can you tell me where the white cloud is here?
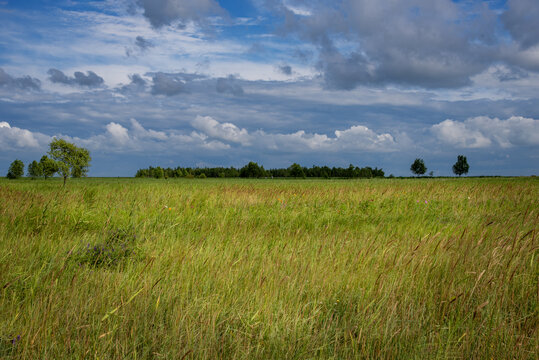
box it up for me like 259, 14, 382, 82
0, 121, 49, 149
191, 115, 251, 145
0, 116, 402, 156
130, 118, 167, 140
335, 125, 397, 151
283, 0, 312, 16
431, 116, 539, 148
431, 119, 492, 148
106, 122, 130, 145
193, 115, 400, 152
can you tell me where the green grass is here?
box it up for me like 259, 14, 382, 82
0, 177, 537, 359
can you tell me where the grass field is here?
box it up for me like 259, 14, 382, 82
0, 177, 537, 359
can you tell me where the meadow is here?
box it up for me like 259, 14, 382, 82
0, 177, 537, 359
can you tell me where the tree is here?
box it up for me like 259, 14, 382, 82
40, 155, 58, 179
240, 162, 265, 178
288, 163, 305, 178
358, 167, 373, 178
7, 159, 24, 179
154, 166, 164, 179
28, 160, 43, 179
410, 158, 427, 177
452, 155, 469, 176
48, 138, 91, 186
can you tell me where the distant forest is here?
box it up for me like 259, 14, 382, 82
135, 162, 385, 179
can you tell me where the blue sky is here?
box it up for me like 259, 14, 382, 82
0, 0, 538, 176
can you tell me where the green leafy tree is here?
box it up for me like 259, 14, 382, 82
27, 160, 43, 179
359, 167, 373, 178
154, 167, 164, 179
48, 138, 91, 186
7, 159, 24, 179
240, 162, 265, 178
410, 158, 427, 177
40, 155, 59, 179
288, 163, 305, 178
452, 155, 469, 176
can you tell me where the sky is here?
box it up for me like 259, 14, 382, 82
0, 0, 538, 176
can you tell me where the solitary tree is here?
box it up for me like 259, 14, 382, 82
48, 138, 91, 186
410, 158, 427, 177
40, 155, 58, 179
7, 159, 24, 179
452, 155, 469, 176
27, 160, 43, 179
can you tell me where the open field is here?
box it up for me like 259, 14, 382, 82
0, 177, 537, 359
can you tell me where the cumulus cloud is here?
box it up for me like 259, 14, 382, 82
334, 125, 397, 151
277, 64, 293, 75
216, 75, 244, 96
192, 115, 400, 152
150, 72, 204, 96
431, 116, 539, 148
494, 65, 529, 82
120, 74, 148, 93
130, 118, 167, 140
0, 121, 49, 149
0, 68, 41, 90
135, 0, 225, 28
106, 122, 130, 145
47, 69, 105, 87
126, 36, 155, 57
192, 115, 251, 145
135, 36, 154, 50
277, 0, 498, 89
501, 0, 539, 50
129, 74, 147, 87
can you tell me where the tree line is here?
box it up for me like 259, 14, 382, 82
135, 162, 385, 179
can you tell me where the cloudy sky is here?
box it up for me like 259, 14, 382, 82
1, 0, 538, 176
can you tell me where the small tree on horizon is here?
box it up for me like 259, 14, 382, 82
7, 159, 24, 179
410, 158, 427, 177
28, 160, 43, 179
48, 138, 91, 186
452, 155, 470, 176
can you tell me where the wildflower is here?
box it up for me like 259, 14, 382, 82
168, 207, 172, 211
425, 200, 428, 204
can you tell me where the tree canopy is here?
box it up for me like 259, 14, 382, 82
240, 162, 266, 178
452, 155, 470, 176
48, 138, 91, 185
410, 158, 427, 176
7, 159, 24, 179
40, 155, 59, 179
27, 160, 43, 178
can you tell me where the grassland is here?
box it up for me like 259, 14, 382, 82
0, 177, 537, 359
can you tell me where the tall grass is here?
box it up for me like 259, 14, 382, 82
0, 177, 537, 359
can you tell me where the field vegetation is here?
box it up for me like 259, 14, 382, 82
0, 177, 537, 359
